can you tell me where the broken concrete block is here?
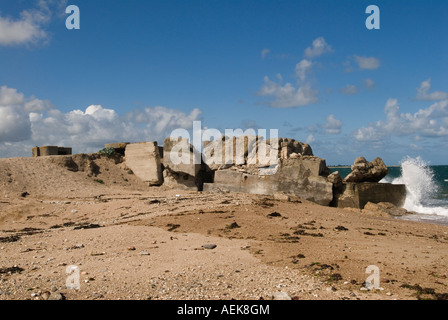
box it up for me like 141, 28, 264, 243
335, 182, 406, 209
163, 137, 201, 177
125, 142, 163, 186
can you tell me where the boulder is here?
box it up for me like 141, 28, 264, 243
344, 157, 389, 183
362, 202, 410, 217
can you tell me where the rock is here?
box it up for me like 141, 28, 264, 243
273, 192, 290, 202
40, 291, 51, 300
272, 291, 292, 300
139, 251, 150, 256
327, 171, 343, 189
48, 292, 65, 300
267, 212, 282, 218
344, 157, 389, 183
363, 202, 410, 217
202, 244, 217, 250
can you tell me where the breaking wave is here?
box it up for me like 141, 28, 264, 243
390, 157, 448, 216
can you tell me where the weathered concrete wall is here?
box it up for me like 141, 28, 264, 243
203, 157, 334, 206
125, 142, 163, 186
335, 182, 406, 209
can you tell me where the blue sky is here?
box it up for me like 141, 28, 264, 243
0, 0, 447, 165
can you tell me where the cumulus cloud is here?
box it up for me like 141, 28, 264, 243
353, 98, 448, 143
295, 59, 313, 82
0, 0, 67, 46
257, 38, 333, 108
322, 115, 343, 134
258, 76, 318, 108
0, 86, 202, 157
415, 78, 448, 101
353, 55, 381, 70
304, 37, 333, 58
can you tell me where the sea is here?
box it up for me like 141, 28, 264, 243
330, 157, 448, 225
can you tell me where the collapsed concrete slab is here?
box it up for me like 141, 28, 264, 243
125, 142, 163, 186
334, 182, 406, 209
204, 157, 334, 206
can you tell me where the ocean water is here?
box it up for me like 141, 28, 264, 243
330, 157, 448, 225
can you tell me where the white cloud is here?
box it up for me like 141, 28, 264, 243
0, 86, 25, 105
295, 59, 313, 81
0, 86, 202, 157
304, 37, 333, 58
353, 98, 448, 142
258, 76, 318, 108
0, 0, 67, 46
261, 48, 270, 59
339, 84, 358, 95
415, 78, 448, 101
322, 115, 343, 134
353, 55, 381, 70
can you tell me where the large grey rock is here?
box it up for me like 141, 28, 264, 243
344, 157, 389, 183
125, 142, 163, 186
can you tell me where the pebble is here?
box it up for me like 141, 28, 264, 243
272, 291, 292, 300
202, 244, 217, 250
48, 292, 65, 300
139, 251, 150, 256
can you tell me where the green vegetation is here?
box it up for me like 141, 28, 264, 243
98, 147, 116, 158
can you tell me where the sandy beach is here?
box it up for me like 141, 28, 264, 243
1, 155, 448, 300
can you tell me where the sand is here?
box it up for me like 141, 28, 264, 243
1, 155, 448, 300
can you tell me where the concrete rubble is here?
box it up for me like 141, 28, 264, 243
113, 137, 406, 210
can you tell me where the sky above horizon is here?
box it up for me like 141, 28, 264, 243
1, 0, 447, 165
